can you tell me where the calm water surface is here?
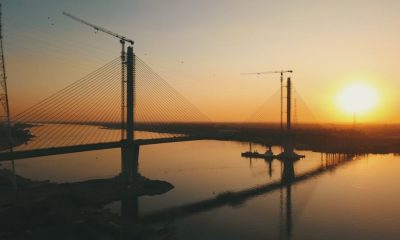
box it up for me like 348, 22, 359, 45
3, 133, 400, 240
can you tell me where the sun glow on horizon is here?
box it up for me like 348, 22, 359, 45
336, 82, 379, 115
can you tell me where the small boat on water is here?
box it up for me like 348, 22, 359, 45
241, 143, 275, 159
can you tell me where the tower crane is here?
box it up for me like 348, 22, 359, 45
62, 12, 134, 46
241, 70, 293, 132
62, 11, 135, 139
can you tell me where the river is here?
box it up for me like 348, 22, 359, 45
2, 130, 400, 240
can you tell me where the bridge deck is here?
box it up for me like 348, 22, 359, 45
0, 136, 208, 161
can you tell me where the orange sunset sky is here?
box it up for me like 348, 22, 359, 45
2, 0, 400, 124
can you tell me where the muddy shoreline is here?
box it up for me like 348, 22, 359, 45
0, 169, 174, 239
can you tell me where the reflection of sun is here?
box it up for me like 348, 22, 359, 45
336, 83, 378, 114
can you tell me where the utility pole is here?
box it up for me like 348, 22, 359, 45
0, 4, 17, 190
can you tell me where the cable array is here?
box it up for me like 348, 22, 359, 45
244, 89, 281, 124
0, 13, 215, 152
243, 84, 320, 129
6, 53, 213, 152
292, 85, 321, 128
12, 57, 122, 151
134, 55, 211, 138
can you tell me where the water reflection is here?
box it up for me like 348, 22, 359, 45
281, 160, 294, 239
4, 138, 383, 239
117, 149, 360, 240
247, 156, 274, 178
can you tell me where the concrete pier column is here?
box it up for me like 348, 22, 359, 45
121, 144, 139, 183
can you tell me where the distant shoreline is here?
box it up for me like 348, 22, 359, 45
3, 122, 400, 154
102, 122, 400, 154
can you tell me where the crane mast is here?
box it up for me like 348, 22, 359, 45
241, 70, 293, 132
63, 12, 134, 140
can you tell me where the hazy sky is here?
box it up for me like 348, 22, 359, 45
2, 0, 400, 123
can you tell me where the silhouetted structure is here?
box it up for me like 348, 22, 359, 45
0, 4, 16, 190
241, 70, 293, 132
278, 77, 304, 160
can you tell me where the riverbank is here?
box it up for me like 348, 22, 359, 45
0, 169, 174, 239
0, 124, 33, 151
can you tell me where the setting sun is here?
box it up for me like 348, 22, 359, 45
336, 83, 378, 115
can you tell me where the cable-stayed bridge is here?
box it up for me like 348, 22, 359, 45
0, 46, 216, 159
0, 11, 318, 183
0, 47, 315, 177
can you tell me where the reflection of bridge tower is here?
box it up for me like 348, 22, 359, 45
280, 159, 295, 239
266, 159, 273, 178
277, 153, 358, 239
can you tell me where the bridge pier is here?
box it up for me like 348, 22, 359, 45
121, 144, 139, 183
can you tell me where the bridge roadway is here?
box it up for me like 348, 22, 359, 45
0, 136, 211, 162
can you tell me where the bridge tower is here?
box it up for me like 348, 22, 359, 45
277, 77, 303, 160
126, 46, 135, 143
286, 77, 291, 132
121, 46, 139, 183
62, 12, 138, 182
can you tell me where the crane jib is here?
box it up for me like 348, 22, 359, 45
62, 11, 134, 45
